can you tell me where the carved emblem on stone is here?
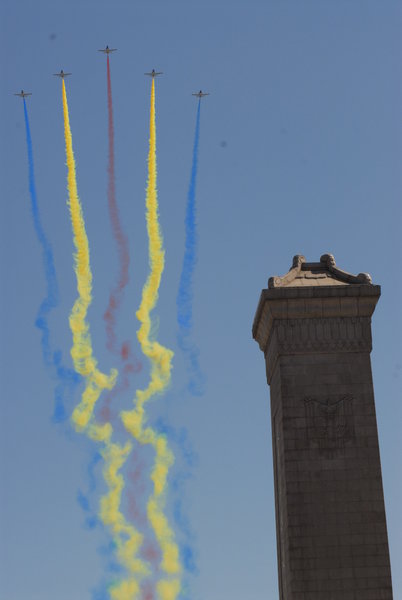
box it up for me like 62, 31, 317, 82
303, 395, 355, 456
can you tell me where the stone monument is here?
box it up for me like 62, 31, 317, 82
252, 254, 393, 599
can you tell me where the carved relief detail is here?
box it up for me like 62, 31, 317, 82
303, 395, 355, 457
275, 317, 371, 351
265, 317, 372, 382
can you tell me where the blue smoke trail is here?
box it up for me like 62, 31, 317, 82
92, 540, 124, 600
156, 418, 198, 590
77, 450, 103, 529
80, 454, 124, 600
176, 99, 206, 397
23, 99, 81, 421
24, 101, 112, 600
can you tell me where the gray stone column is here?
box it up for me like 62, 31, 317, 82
253, 254, 393, 600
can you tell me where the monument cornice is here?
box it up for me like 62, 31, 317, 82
253, 255, 380, 355
264, 316, 373, 383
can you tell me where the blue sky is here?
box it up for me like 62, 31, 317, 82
1, 1, 401, 599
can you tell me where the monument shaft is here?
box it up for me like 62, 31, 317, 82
253, 255, 393, 600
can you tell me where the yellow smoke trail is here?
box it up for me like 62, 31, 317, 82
61, 80, 149, 599
61, 79, 116, 436
121, 79, 181, 600
100, 442, 150, 600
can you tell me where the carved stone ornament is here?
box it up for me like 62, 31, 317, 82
304, 394, 355, 457
268, 253, 372, 289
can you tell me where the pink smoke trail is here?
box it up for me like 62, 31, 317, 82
103, 54, 141, 371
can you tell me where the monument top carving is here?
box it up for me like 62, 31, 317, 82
268, 253, 372, 289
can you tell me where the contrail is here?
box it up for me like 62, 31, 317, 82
176, 99, 205, 397
22, 97, 81, 421
121, 78, 181, 600
61, 80, 150, 599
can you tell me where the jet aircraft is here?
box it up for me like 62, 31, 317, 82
144, 69, 163, 78
53, 70, 72, 78
98, 45, 117, 54
14, 90, 32, 98
192, 90, 210, 98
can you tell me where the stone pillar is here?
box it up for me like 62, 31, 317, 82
253, 254, 393, 600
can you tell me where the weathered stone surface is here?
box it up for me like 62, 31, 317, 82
253, 254, 393, 600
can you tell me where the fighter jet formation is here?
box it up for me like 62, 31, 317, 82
16, 45, 210, 597
14, 48, 211, 99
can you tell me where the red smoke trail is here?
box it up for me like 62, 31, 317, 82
103, 54, 141, 371
142, 582, 155, 600
98, 362, 136, 423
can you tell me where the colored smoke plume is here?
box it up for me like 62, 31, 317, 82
103, 54, 141, 375
176, 99, 206, 397
155, 419, 198, 579
120, 78, 182, 600
22, 98, 81, 421
61, 79, 150, 599
61, 79, 117, 436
